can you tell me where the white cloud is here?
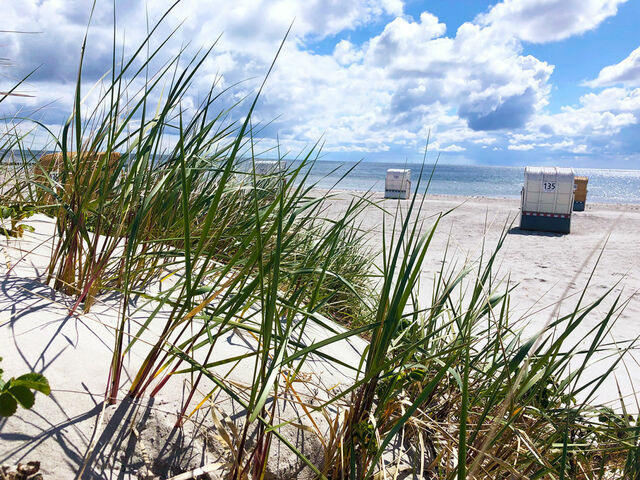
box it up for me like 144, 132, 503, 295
473, 136, 499, 145
508, 143, 535, 150
477, 0, 627, 43
366, 12, 446, 67
333, 40, 364, 66
579, 87, 640, 112
505, 86, 639, 156
362, 15, 553, 132
440, 144, 466, 152
571, 144, 588, 153
587, 45, 640, 87
208, 7, 557, 154
508, 88, 640, 154
533, 88, 638, 137
508, 138, 589, 154
510, 132, 551, 142
1, 0, 637, 165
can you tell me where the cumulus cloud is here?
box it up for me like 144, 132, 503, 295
579, 87, 640, 112
363, 16, 553, 133
366, 12, 446, 67
2, 0, 403, 80
477, 0, 627, 43
534, 88, 638, 137
460, 87, 538, 131
507, 87, 639, 155
0, 0, 636, 165
509, 138, 586, 153
508, 143, 535, 151
587, 45, 640, 87
440, 144, 465, 152
333, 40, 364, 65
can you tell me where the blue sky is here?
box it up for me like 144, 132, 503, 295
2, 0, 640, 168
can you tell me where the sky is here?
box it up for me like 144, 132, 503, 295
1, 0, 640, 168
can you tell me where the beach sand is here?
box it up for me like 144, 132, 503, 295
0, 214, 366, 478
1, 193, 639, 477
321, 191, 640, 408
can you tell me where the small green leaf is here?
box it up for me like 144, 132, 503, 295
0, 392, 17, 417
9, 386, 35, 409
508, 337, 536, 371
14, 373, 51, 395
17, 224, 36, 234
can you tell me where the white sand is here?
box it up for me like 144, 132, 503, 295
1, 194, 639, 477
322, 191, 640, 408
0, 215, 366, 478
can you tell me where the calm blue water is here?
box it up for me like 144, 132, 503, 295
289, 161, 640, 204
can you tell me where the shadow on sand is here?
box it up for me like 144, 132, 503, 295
507, 226, 568, 238
78, 397, 214, 480
0, 275, 214, 479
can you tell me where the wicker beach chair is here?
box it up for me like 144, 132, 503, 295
34, 151, 121, 204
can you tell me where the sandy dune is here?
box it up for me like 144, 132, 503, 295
321, 191, 640, 409
0, 215, 366, 479
1, 193, 639, 477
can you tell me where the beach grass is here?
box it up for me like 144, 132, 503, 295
1, 4, 639, 479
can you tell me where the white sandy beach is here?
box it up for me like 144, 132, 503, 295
323, 191, 640, 406
1, 193, 639, 478
0, 212, 368, 478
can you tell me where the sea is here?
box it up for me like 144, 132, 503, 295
13, 151, 640, 204
289, 160, 640, 204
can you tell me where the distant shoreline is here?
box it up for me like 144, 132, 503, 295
319, 186, 640, 409
3, 156, 639, 205
315, 187, 640, 209
300, 161, 640, 205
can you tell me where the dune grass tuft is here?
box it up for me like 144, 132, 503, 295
0, 4, 638, 479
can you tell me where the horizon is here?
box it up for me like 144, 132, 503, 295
7, 148, 640, 172
1, 0, 639, 169
280, 156, 640, 172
